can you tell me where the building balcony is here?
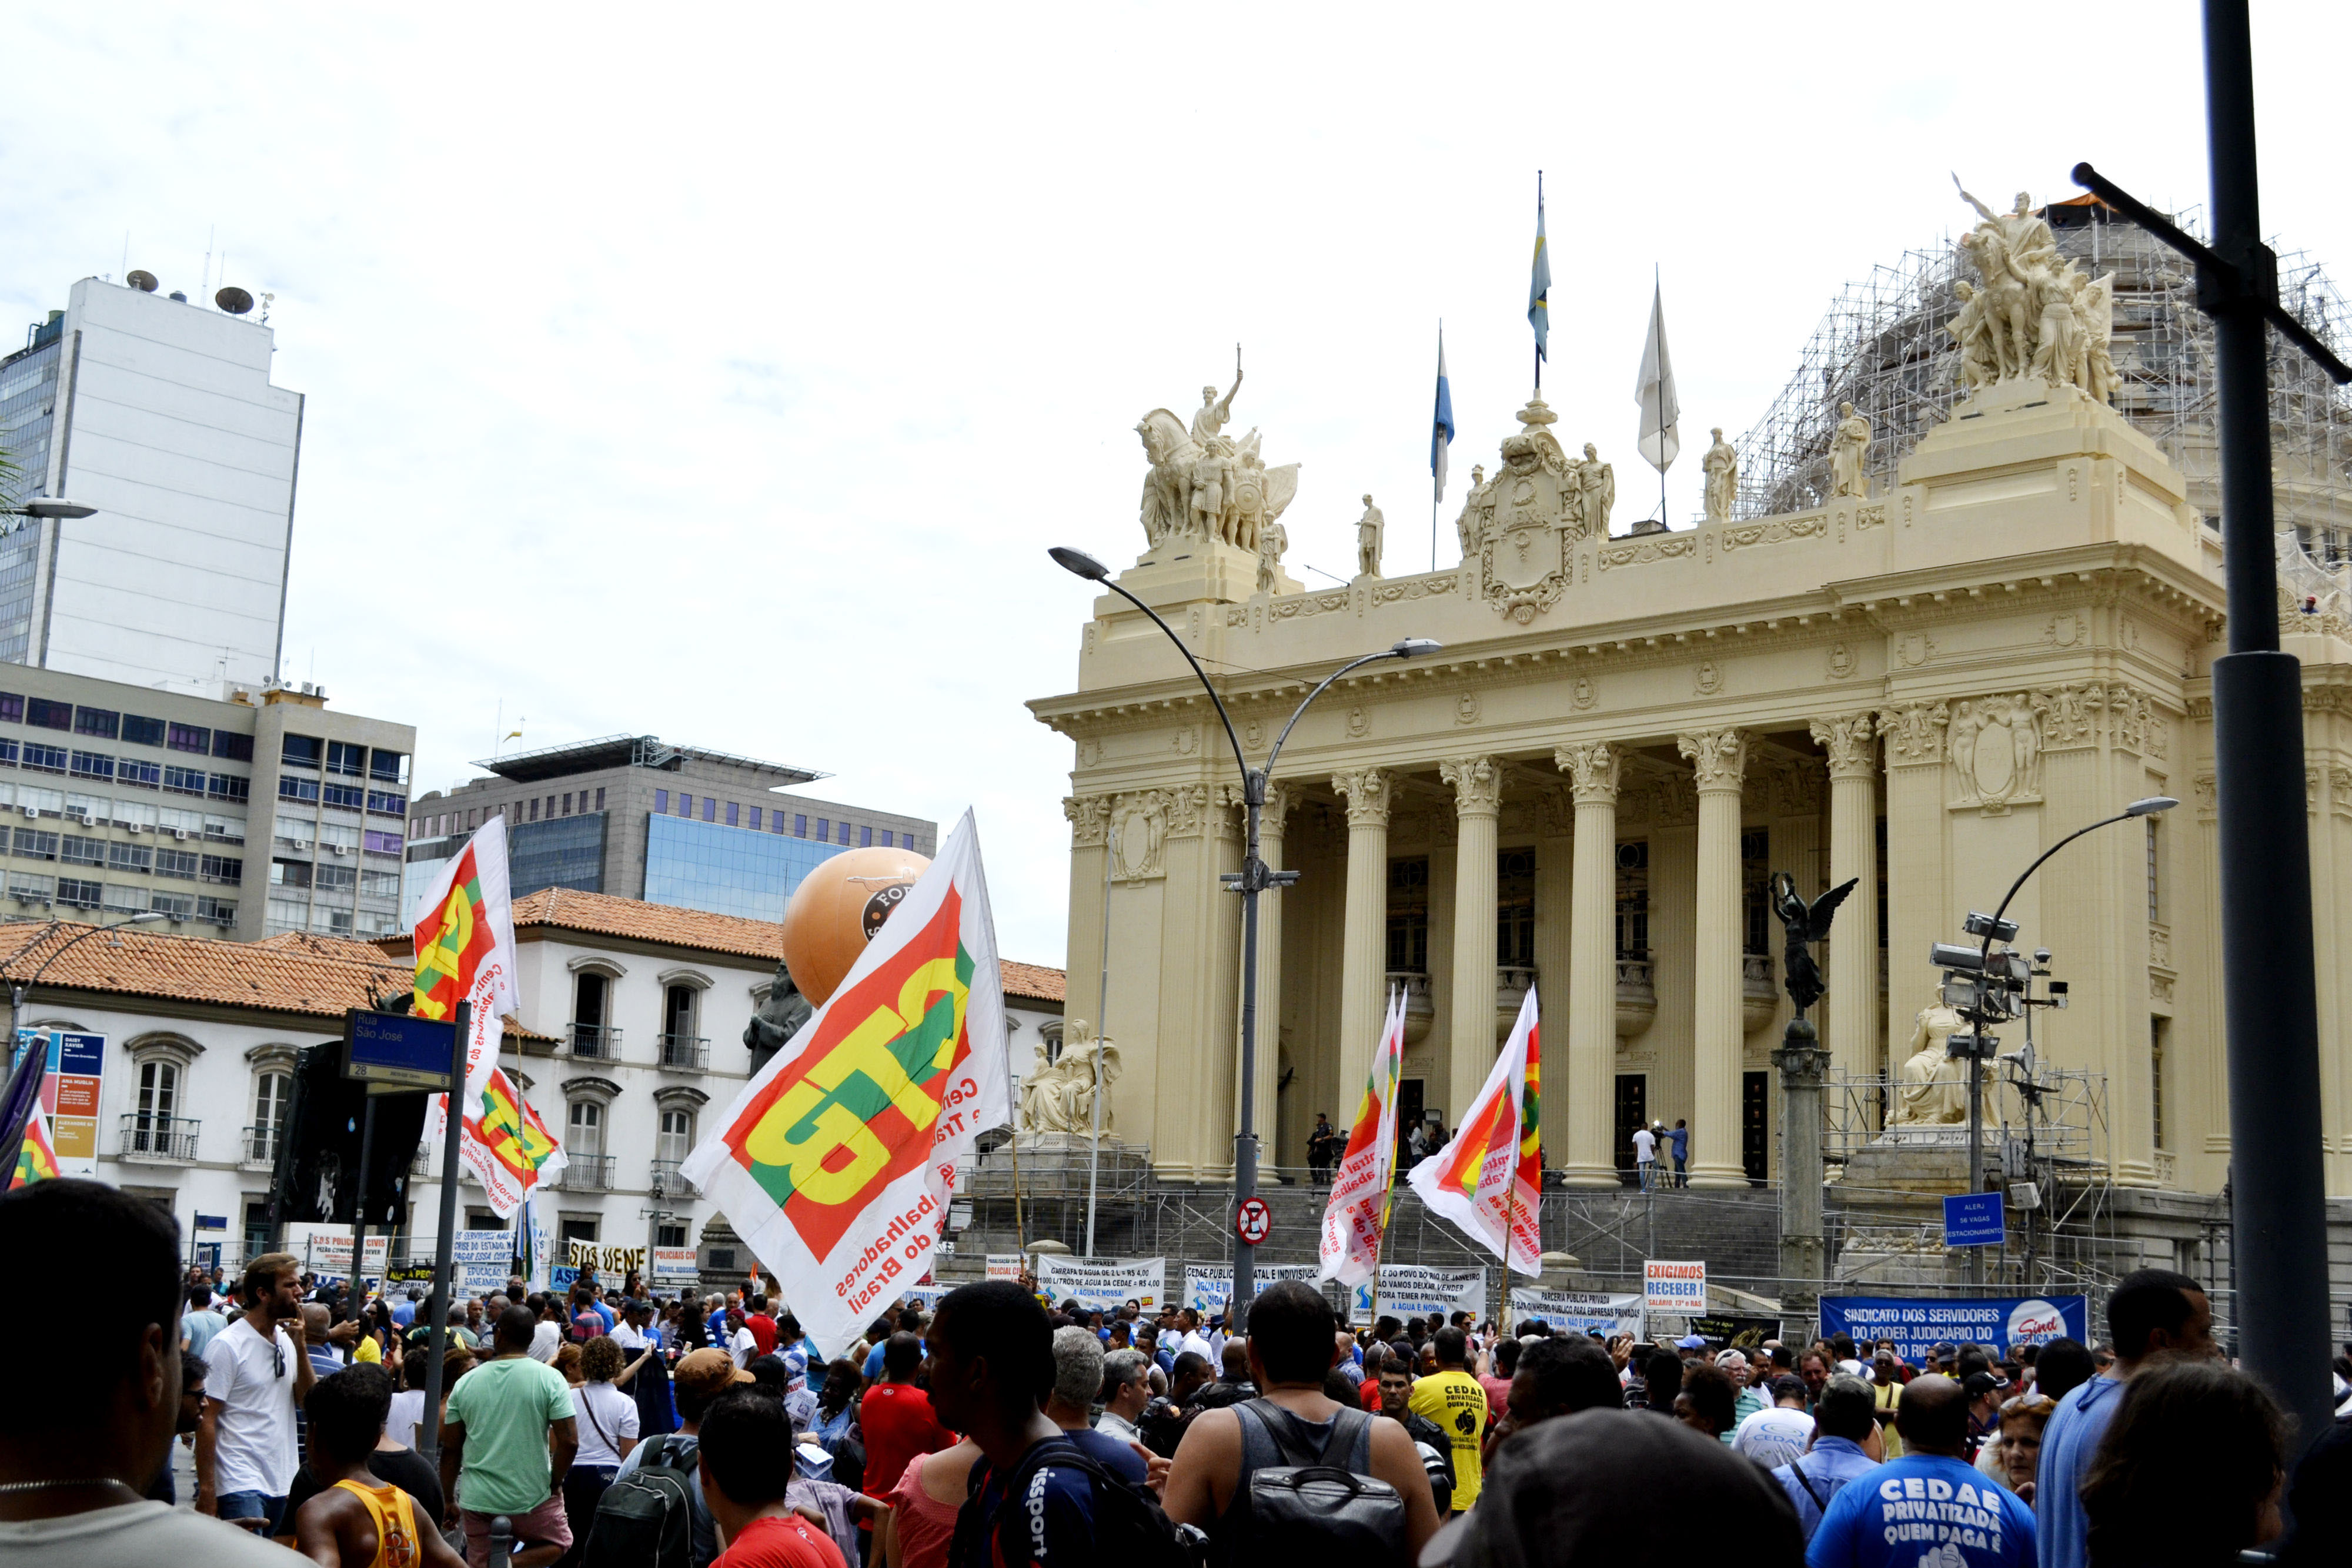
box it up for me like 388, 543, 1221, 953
120, 1114, 199, 1163
1495, 966, 1538, 1039
1385, 971, 1434, 1046
1616, 954, 1656, 1037
412, 1146, 434, 1178
556, 1154, 614, 1191
241, 1124, 280, 1170
650, 1159, 700, 1199
659, 1034, 710, 1071
566, 1024, 623, 1061
1743, 952, 1779, 1033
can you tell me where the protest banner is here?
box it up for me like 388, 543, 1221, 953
566, 1240, 647, 1278
1348, 1264, 1488, 1322
1507, 1287, 1643, 1338
984, 1253, 1027, 1282
1690, 1313, 1783, 1351
1033, 1255, 1165, 1313
1643, 1259, 1706, 1314
450, 1229, 514, 1292
652, 1246, 699, 1285
1184, 1262, 1321, 1313
286, 1223, 390, 1278
1819, 1294, 2089, 1366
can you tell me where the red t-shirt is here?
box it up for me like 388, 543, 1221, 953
746, 1313, 779, 1358
860, 1381, 955, 1500
713, 1512, 846, 1568
1359, 1378, 1384, 1412
1478, 1374, 1514, 1425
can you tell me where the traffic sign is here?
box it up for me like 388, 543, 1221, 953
1944, 1191, 2006, 1248
1235, 1196, 1271, 1245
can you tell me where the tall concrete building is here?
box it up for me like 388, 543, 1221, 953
404, 735, 935, 924
0, 276, 301, 692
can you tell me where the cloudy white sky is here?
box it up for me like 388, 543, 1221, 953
5, 4, 2347, 965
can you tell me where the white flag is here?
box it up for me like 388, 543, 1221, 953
681, 809, 1008, 1356
1635, 280, 1680, 474
1318, 987, 1406, 1288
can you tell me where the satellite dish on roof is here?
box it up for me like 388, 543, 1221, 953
215, 286, 254, 315
126, 270, 158, 293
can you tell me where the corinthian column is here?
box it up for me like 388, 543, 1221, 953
1442, 756, 1503, 1124
1331, 770, 1394, 1085
1809, 714, 1881, 1074
1678, 727, 1750, 1188
1555, 742, 1622, 1187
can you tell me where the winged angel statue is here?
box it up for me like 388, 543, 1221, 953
1769, 871, 1860, 1020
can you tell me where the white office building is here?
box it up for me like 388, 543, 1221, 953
0, 276, 302, 693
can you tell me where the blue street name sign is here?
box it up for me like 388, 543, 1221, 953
343, 1009, 458, 1091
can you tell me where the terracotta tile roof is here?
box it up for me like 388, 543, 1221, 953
0, 920, 553, 1042
1001, 959, 1066, 1005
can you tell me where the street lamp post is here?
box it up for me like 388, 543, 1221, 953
1051, 546, 1439, 1325
1932, 797, 2174, 1286
0, 496, 98, 537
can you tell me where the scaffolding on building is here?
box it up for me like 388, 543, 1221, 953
1735, 200, 2352, 559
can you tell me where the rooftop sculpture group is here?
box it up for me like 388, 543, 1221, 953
1134, 347, 1301, 559
1950, 178, 2119, 403
1453, 395, 1616, 621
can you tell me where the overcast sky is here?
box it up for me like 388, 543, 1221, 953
6, 4, 2348, 967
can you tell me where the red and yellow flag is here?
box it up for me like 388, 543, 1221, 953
1318, 987, 1406, 1288
410, 817, 529, 1216
683, 810, 1007, 1356
10, 1109, 59, 1189
1406, 987, 1542, 1274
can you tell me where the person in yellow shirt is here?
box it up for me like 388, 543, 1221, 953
293, 1363, 466, 1568
1870, 1348, 1906, 1458
1406, 1325, 1489, 1509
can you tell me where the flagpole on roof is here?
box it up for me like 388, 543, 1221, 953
1431, 321, 1455, 573
1529, 173, 1550, 396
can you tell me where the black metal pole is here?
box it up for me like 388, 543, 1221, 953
353, 1095, 377, 1305
2201, 0, 2336, 1450
417, 999, 469, 1471
1232, 778, 1262, 1328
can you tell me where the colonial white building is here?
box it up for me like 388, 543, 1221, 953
6, 890, 1063, 1274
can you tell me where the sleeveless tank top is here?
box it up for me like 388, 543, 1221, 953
1208, 1398, 1376, 1564
335, 1477, 423, 1568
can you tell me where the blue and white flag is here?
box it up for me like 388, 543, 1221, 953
1432, 329, 1456, 503
1528, 174, 1551, 364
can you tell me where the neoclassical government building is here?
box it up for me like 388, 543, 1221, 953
1030, 205, 2352, 1212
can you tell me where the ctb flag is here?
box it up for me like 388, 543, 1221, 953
428, 1062, 566, 1216
682, 809, 1008, 1356
410, 817, 534, 1216
9, 1107, 59, 1189
1318, 985, 1406, 1288
1406, 986, 1542, 1275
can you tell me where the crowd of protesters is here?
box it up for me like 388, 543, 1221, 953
4, 1178, 2350, 1568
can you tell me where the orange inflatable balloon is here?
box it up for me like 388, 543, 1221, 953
779, 845, 932, 1006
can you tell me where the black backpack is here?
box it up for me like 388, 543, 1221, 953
584, 1433, 698, 1568
1238, 1400, 1409, 1568
950, 1436, 1191, 1568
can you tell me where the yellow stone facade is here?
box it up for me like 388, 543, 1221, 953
1030, 374, 2352, 1199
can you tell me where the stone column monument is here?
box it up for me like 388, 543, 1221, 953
1768, 869, 1858, 1339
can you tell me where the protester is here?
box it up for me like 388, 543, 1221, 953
1962, 1370, 2005, 1459
560, 1336, 640, 1566
1407, 1326, 1489, 1509
1675, 1362, 1737, 1443
0, 1177, 299, 1563
2077, 1358, 2284, 1568
2027, 1338, 2094, 1405
1374, 1356, 1455, 1514
148, 1349, 211, 1506
1421, 1407, 1803, 1567
691, 1391, 846, 1568
289, 1366, 466, 1568
1162, 1282, 1439, 1557
610, 1346, 749, 1568
859, 1331, 953, 1515
1719, 1349, 1768, 1435
922, 1281, 1120, 1566
199, 1252, 316, 1533
1979, 1393, 2053, 1500
743, 1298, 780, 1361
186, 1284, 230, 1360
880, 1439, 977, 1568
1733, 1374, 1817, 1470
1478, 1336, 1519, 1417
1771, 1375, 1882, 1543
610, 1298, 676, 1438
1805, 1374, 2035, 1568
279, 1365, 444, 1539
1044, 1328, 1151, 1484
1097, 1350, 1151, 1446
2036, 1269, 2214, 1568
438, 1305, 579, 1568
1867, 1348, 1906, 1458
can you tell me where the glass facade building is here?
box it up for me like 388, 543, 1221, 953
643, 814, 847, 922
511, 812, 607, 897
0, 330, 63, 664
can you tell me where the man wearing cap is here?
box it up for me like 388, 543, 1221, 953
1962, 1372, 2004, 1459
1804, 1374, 2033, 1568
438, 1305, 578, 1567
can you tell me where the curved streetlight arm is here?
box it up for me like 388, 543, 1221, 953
1091, 577, 1252, 789
1261, 648, 1416, 786
5, 913, 168, 1013
1977, 810, 2139, 974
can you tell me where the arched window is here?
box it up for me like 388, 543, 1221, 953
136, 1059, 179, 1126
569, 1099, 603, 1159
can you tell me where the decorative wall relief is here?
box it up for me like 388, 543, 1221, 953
1828, 643, 1857, 679
1345, 705, 1370, 738
1897, 633, 1936, 667
1064, 794, 1111, 847
1694, 660, 1723, 696
1947, 694, 2044, 811
1455, 692, 1482, 726
1878, 701, 1951, 765
1572, 675, 1597, 710
1107, 793, 1168, 880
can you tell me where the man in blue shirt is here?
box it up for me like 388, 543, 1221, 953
1669, 1119, 1691, 1188
2034, 1268, 2213, 1568
1775, 1375, 1885, 1541
1808, 1375, 2033, 1568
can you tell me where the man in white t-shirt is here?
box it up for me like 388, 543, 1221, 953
196, 1252, 315, 1536
1632, 1124, 1659, 1190
1172, 1308, 1215, 1365
725, 1309, 758, 1370
1731, 1374, 1818, 1471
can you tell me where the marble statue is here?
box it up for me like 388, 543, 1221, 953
1890, 1001, 1970, 1125
1356, 494, 1384, 577
1951, 176, 2119, 403
743, 960, 813, 1073
1702, 427, 1739, 522
1020, 1019, 1120, 1135
1770, 871, 1858, 1019
1455, 464, 1488, 560
1133, 350, 1299, 551
1829, 402, 1871, 499
1256, 519, 1288, 593
1573, 443, 1615, 536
